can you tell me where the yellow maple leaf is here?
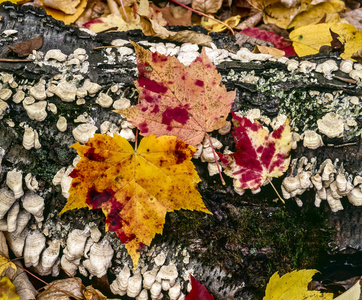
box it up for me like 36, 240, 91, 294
37, 0, 88, 25
0, 276, 20, 300
201, 15, 241, 33
290, 23, 362, 60
263, 270, 334, 300
0, 253, 17, 277
60, 134, 210, 268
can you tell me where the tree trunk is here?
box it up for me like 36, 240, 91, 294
0, 3, 361, 299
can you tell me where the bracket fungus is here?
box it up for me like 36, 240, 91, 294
317, 112, 344, 138
23, 98, 47, 122
301, 130, 324, 149
72, 123, 98, 144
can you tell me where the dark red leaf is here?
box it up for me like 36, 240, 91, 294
185, 275, 214, 300
241, 27, 296, 57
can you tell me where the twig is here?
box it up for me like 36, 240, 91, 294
116, 0, 130, 22
0, 58, 33, 62
94, 45, 126, 50
331, 75, 357, 84
168, 0, 235, 35
267, 177, 285, 204
331, 142, 357, 148
96, 26, 119, 33
234, 11, 263, 31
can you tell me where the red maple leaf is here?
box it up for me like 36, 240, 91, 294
241, 28, 296, 57
218, 112, 292, 191
185, 275, 214, 300
116, 41, 235, 146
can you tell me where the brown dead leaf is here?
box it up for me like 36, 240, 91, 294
150, 3, 192, 26
351, 49, 362, 63
141, 16, 212, 46
7, 36, 43, 57
329, 28, 344, 54
170, 4, 189, 19
342, 8, 362, 30
258, 23, 290, 39
192, 0, 223, 14
75, 0, 109, 27
235, 32, 273, 48
253, 45, 285, 58
83, 286, 107, 300
36, 278, 84, 300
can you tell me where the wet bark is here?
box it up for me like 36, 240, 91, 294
0, 2, 361, 299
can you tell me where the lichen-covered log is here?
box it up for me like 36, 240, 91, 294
0, 3, 361, 299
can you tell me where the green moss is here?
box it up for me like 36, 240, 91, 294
22, 148, 65, 184
160, 190, 334, 297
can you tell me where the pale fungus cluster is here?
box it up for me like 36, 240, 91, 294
282, 157, 362, 212
110, 260, 184, 299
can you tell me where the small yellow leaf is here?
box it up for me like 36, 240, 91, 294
263, 3, 300, 29
290, 23, 362, 60
262, 0, 344, 29
263, 270, 334, 300
42, 0, 81, 14
40, 0, 88, 25
340, 31, 362, 60
0, 276, 20, 300
0, 0, 21, 3
0, 253, 17, 277
202, 15, 241, 32
287, 0, 345, 29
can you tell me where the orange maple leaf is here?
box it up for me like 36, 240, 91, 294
218, 113, 292, 192
115, 42, 235, 146
60, 134, 210, 268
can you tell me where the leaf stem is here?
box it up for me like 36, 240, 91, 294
168, 0, 235, 35
135, 128, 139, 151
206, 133, 225, 185
267, 177, 285, 204
0, 58, 33, 62
115, 0, 130, 22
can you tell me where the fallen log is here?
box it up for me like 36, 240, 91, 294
0, 2, 361, 299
